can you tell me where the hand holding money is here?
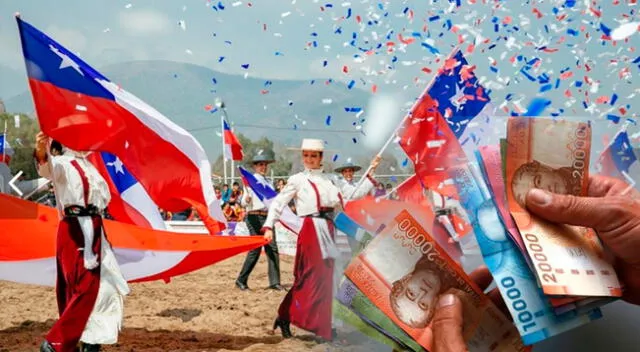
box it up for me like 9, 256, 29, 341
526, 175, 640, 305
505, 117, 622, 297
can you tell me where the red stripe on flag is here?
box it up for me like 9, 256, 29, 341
29, 79, 225, 234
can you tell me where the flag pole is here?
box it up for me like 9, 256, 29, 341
2, 119, 7, 164
347, 45, 462, 201
216, 98, 227, 185
220, 102, 235, 184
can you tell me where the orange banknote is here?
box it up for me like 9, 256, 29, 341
345, 209, 526, 352
505, 117, 622, 297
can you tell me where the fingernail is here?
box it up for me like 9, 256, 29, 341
527, 188, 552, 206
437, 294, 457, 308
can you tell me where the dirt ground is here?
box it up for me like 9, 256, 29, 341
0, 254, 385, 352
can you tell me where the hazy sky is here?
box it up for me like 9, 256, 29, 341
1, 0, 640, 155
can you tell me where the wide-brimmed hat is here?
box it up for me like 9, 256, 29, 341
334, 161, 362, 173
252, 149, 275, 164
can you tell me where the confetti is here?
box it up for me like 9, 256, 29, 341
611, 22, 640, 41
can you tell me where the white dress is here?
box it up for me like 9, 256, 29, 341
37, 150, 130, 344
264, 168, 344, 259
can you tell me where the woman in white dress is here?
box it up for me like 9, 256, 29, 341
262, 138, 343, 341
35, 132, 129, 352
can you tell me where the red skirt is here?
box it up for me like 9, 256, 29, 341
278, 217, 335, 340
47, 216, 102, 352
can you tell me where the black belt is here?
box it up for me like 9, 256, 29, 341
64, 205, 101, 217
247, 210, 268, 216
305, 210, 335, 221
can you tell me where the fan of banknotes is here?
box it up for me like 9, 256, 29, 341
333, 116, 621, 352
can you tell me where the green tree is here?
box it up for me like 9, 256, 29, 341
1, 112, 39, 179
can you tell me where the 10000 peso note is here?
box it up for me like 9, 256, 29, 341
505, 117, 622, 297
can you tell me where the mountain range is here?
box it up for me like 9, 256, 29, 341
2, 60, 377, 162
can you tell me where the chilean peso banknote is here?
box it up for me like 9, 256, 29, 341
344, 209, 526, 351
505, 117, 622, 297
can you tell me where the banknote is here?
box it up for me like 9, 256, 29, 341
345, 209, 526, 352
464, 158, 603, 345
553, 297, 614, 317
336, 277, 423, 351
333, 300, 409, 351
505, 117, 622, 297
477, 145, 528, 255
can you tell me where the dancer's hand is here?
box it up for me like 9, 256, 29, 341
264, 229, 274, 242
35, 131, 49, 161
369, 155, 382, 174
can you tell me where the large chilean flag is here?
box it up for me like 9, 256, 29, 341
15, 16, 226, 233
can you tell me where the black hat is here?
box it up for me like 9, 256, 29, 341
252, 149, 275, 164
334, 161, 362, 173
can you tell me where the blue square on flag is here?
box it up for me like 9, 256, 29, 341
427, 50, 491, 138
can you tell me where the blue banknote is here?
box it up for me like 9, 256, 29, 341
449, 156, 603, 345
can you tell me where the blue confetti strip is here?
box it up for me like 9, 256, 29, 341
526, 98, 552, 116
607, 115, 621, 123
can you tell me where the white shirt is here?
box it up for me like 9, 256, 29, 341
36, 151, 111, 212
335, 175, 375, 200
264, 168, 343, 229
241, 173, 268, 211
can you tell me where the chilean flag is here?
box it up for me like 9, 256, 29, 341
223, 120, 243, 161
0, 134, 12, 164
16, 16, 226, 234
0, 193, 267, 286
88, 152, 166, 229
238, 166, 301, 233
597, 130, 639, 183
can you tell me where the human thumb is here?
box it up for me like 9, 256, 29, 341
432, 294, 467, 352
525, 188, 615, 231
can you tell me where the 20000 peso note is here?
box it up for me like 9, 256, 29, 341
345, 209, 526, 352
465, 158, 603, 345
505, 117, 622, 297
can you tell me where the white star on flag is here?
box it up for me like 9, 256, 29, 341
451, 83, 467, 110
256, 175, 271, 188
107, 157, 125, 175
49, 44, 84, 76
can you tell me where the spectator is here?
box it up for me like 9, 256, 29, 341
233, 203, 245, 221
386, 183, 398, 200
221, 184, 231, 204
275, 179, 286, 193
171, 208, 192, 221
229, 181, 242, 205
214, 186, 222, 200
373, 183, 386, 197
222, 203, 235, 221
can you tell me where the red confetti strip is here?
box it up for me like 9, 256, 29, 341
532, 8, 543, 19
342, 65, 349, 73
398, 34, 415, 45
372, 84, 377, 93
560, 71, 574, 79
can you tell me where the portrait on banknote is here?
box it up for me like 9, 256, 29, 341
389, 253, 480, 335
510, 160, 581, 207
